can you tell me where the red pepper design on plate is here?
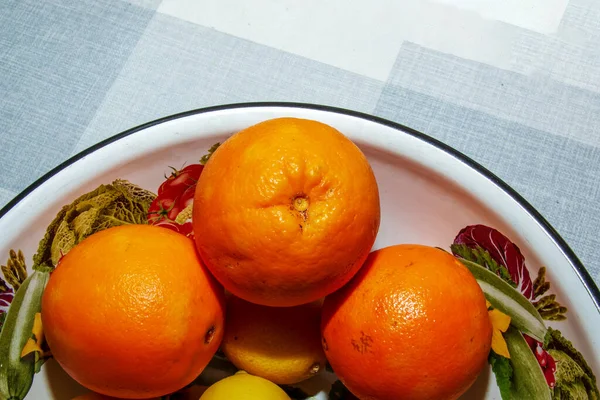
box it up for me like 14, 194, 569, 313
0, 281, 14, 330
147, 164, 203, 238
524, 334, 556, 388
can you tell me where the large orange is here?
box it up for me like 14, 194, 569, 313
321, 244, 492, 400
193, 117, 380, 307
41, 225, 226, 399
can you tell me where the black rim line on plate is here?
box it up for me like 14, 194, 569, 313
1, 101, 598, 311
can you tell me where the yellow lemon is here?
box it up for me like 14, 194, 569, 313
199, 371, 290, 400
221, 295, 326, 385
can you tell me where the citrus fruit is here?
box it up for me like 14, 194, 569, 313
321, 244, 492, 400
199, 371, 291, 400
221, 295, 326, 385
41, 225, 226, 399
193, 117, 380, 306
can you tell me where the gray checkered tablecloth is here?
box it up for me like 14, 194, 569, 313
1, 0, 599, 286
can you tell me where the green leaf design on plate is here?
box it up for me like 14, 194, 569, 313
489, 352, 513, 400
200, 142, 221, 165
451, 243, 515, 287
1, 249, 28, 291
505, 326, 552, 400
546, 328, 599, 399
532, 267, 568, 321
33, 179, 156, 271
0, 270, 50, 400
459, 259, 547, 342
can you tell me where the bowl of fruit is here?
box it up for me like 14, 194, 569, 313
0, 103, 598, 400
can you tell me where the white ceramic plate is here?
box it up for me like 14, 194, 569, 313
1, 103, 598, 399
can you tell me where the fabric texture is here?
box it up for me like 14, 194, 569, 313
1, 0, 599, 285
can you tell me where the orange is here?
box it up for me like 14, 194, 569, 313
42, 225, 226, 399
321, 244, 492, 400
193, 117, 380, 307
221, 295, 326, 384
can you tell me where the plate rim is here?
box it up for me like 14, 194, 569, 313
1, 101, 598, 311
